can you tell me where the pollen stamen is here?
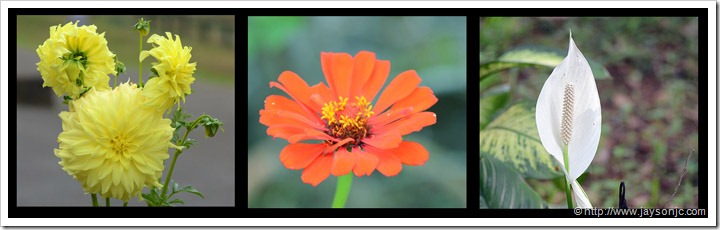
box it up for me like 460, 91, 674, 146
320, 96, 374, 150
561, 83, 575, 145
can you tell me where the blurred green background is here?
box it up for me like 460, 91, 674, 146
16, 15, 235, 206
480, 17, 699, 208
248, 16, 467, 208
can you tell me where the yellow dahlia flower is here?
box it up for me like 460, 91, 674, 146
36, 21, 115, 99
140, 32, 196, 112
54, 83, 172, 201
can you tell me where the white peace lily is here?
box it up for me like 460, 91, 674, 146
536, 34, 601, 208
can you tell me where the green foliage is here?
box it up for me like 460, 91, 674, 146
480, 154, 546, 208
480, 46, 611, 81
142, 180, 205, 207
480, 103, 562, 179
479, 86, 509, 130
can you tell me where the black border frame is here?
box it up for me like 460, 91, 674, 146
7, 7, 709, 220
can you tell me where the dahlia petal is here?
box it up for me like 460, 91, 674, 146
373, 70, 422, 114
279, 143, 326, 170
362, 132, 402, 149
301, 155, 333, 186
329, 53, 353, 98
393, 141, 429, 166
365, 146, 403, 176
350, 51, 376, 97
352, 148, 379, 176
331, 148, 357, 176
362, 60, 390, 102
373, 112, 437, 136
112, 164, 122, 186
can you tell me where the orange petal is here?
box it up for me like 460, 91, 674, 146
367, 107, 413, 127
350, 51, 376, 97
331, 148, 356, 176
321, 52, 336, 98
361, 60, 390, 102
310, 82, 335, 107
372, 70, 422, 114
391, 86, 438, 114
279, 143, 326, 170
373, 112, 437, 136
352, 147, 379, 176
260, 110, 313, 130
287, 128, 337, 144
301, 155, 333, 186
392, 141, 429, 166
267, 125, 304, 140
362, 131, 402, 149
263, 95, 306, 116
273, 71, 322, 115
330, 53, 353, 98
260, 108, 326, 131
365, 146, 403, 176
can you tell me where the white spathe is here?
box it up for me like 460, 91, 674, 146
536, 35, 601, 208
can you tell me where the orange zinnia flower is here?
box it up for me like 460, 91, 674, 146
260, 50, 438, 186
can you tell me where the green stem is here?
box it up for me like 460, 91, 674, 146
161, 151, 181, 196
562, 145, 574, 208
159, 114, 210, 196
123, 201, 128, 207
331, 174, 353, 208
91, 194, 98, 207
105, 198, 110, 207
138, 34, 143, 87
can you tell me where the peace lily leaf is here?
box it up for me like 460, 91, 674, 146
480, 46, 611, 81
480, 103, 563, 179
480, 85, 509, 130
479, 73, 502, 93
480, 154, 546, 208
536, 34, 601, 208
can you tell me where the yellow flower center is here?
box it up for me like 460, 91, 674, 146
321, 96, 374, 148
110, 134, 131, 157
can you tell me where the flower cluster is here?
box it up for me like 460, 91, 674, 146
260, 51, 437, 186
38, 20, 214, 204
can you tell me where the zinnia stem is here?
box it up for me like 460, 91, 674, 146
105, 198, 110, 207
562, 145, 574, 208
331, 174, 353, 208
91, 193, 98, 207
138, 33, 143, 87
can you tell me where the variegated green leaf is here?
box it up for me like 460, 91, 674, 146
480, 85, 509, 131
479, 103, 563, 179
480, 46, 610, 80
480, 154, 546, 208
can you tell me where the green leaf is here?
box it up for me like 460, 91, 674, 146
479, 85, 509, 131
479, 74, 502, 93
178, 185, 205, 199
168, 199, 185, 205
480, 46, 611, 80
479, 103, 563, 179
480, 154, 546, 208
